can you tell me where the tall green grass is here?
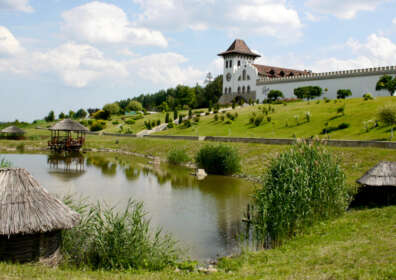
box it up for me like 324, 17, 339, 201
0, 157, 11, 167
62, 197, 179, 271
252, 140, 350, 246
167, 148, 190, 165
195, 144, 240, 175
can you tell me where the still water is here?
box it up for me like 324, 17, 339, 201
1, 152, 254, 260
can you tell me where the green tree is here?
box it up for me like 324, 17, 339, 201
127, 100, 143, 112
75, 108, 87, 119
337, 89, 352, 99
267, 90, 284, 102
44, 110, 55, 122
294, 86, 323, 100
376, 75, 396, 96
378, 105, 396, 140
103, 103, 120, 115
58, 112, 66, 119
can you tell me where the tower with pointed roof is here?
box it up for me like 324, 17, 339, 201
218, 39, 261, 103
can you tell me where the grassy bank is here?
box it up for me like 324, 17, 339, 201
1, 205, 395, 279
156, 97, 396, 141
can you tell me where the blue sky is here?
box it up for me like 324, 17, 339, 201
1, 0, 396, 121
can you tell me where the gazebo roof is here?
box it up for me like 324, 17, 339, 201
0, 126, 25, 134
50, 119, 88, 132
0, 168, 80, 235
357, 161, 396, 187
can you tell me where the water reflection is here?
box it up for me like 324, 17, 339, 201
1, 152, 254, 260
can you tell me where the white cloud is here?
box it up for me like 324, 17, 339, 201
305, 0, 389, 19
304, 12, 320, 22
127, 53, 204, 86
311, 34, 396, 71
0, 26, 24, 56
61, 1, 167, 47
393, 18, 396, 24
0, 0, 33, 13
134, 0, 303, 40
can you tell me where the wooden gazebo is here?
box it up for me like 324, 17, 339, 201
351, 161, 396, 207
48, 119, 88, 151
0, 126, 25, 139
0, 168, 80, 263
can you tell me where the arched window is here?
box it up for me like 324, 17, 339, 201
247, 86, 250, 93
225, 61, 228, 68
242, 86, 245, 93
238, 60, 241, 66
224, 88, 227, 94
238, 87, 241, 93
229, 87, 232, 94
238, 76, 241, 81
247, 75, 250, 80
229, 60, 232, 67
242, 69, 246, 80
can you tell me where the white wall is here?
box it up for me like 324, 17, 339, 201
257, 74, 394, 101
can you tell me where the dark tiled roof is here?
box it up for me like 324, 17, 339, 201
218, 39, 260, 58
253, 64, 310, 78
357, 161, 396, 187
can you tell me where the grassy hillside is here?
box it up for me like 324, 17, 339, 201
156, 96, 396, 141
1, 206, 394, 279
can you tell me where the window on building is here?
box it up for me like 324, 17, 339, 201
229, 87, 232, 94
238, 60, 241, 66
242, 69, 247, 80
226, 61, 228, 68
288, 72, 294, 76
238, 87, 241, 93
280, 71, 285, 77
242, 86, 245, 93
247, 86, 250, 93
238, 76, 241, 81
230, 60, 232, 67
247, 75, 250, 80
269, 70, 275, 76
224, 88, 227, 94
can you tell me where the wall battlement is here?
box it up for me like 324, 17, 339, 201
257, 66, 396, 85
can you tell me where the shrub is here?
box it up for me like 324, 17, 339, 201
214, 114, 218, 121
167, 149, 190, 165
167, 122, 174, 129
363, 93, 374, 100
294, 86, 323, 100
156, 120, 161, 126
127, 100, 143, 112
144, 121, 152, 130
178, 115, 183, 124
267, 116, 272, 123
251, 141, 349, 245
62, 197, 179, 271
93, 110, 110, 120
267, 90, 284, 102
183, 120, 191, 128
337, 105, 345, 115
323, 97, 330, 103
103, 103, 120, 115
193, 116, 200, 123
337, 89, 352, 99
254, 115, 264, 127
173, 110, 178, 120
151, 120, 156, 128
220, 115, 225, 122
0, 158, 11, 167
90, 120, 106, 131
112, 120, 119, 125
195, 144, 240, 175
165, 112, 170, 123
132, 114, 144, 120
378, 105, 396, 139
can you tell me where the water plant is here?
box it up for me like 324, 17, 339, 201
62, 197, 179, 271
195, 144, 240, 175
167, 148, 190, 165
0, 158, 11, 167
251, 140, 349, 246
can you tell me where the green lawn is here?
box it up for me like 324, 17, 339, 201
156, 97, 396, 141
1, 206, 394, 279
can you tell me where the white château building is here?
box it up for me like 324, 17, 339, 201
218, 39, 396, 104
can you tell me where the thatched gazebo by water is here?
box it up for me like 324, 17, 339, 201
48, 119, 88, 151
0, 126, 25, 139
351, 161, 396, 207
0, 168, 80, 263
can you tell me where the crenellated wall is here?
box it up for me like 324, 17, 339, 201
255, 66, 396, 100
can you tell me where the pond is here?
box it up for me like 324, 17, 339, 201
0, 152, 255, 261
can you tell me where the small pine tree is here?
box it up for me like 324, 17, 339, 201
173, 109, 178, 120
165, 112, 170, 123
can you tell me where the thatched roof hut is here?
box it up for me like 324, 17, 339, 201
0, 126, 25, 135
357, 161, 396, 187
50, 119, 88, 131
352, 162, 396, 208
0, 168, 80, 263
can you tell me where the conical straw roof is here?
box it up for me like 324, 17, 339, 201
357, 161, 396, 187
0, 126, 25, 134
0, 168, 80, 235
50, 119, 88, 131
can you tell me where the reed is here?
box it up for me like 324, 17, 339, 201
167, 148, 190, 165
252, 140, 350, 246
0, 158, 11, 167
61, 196, 179, 271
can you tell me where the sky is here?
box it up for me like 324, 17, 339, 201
1, 0, 396, 122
